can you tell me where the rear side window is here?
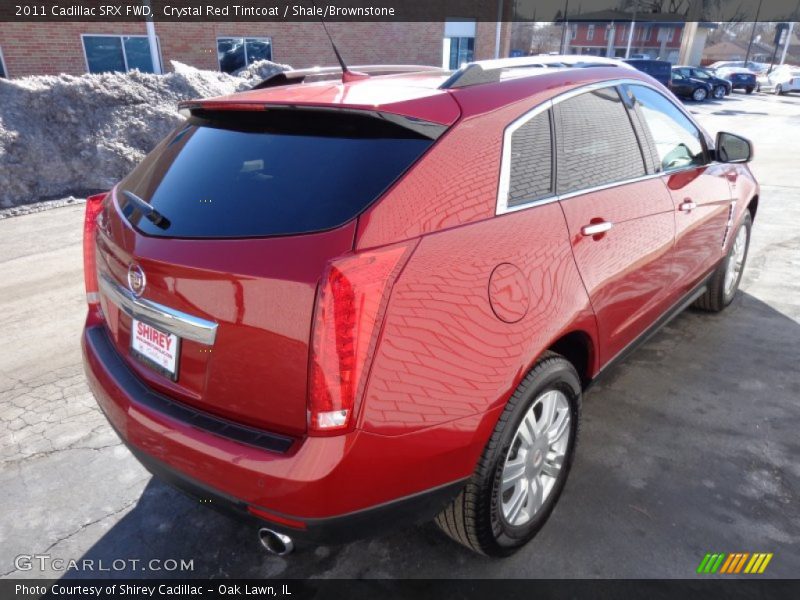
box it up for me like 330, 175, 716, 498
118, 109, 437, 238
554, 88, 646, 195
628, 85, 706, 171
507, 110, 553, 207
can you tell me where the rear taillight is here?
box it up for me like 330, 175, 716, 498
83, 192, 107, 306
308, 241, 417, 435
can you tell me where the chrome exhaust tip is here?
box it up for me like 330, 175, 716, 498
258, 527, 294, 556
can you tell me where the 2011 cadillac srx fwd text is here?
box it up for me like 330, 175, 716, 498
81, 56, 758, 557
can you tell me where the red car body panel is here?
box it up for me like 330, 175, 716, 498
82, 64, 759, 536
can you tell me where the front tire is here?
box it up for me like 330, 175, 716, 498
693, 87, 708, 102
694, 213, 752, 312
775, 84, 784, 95
435, 352, 581, 557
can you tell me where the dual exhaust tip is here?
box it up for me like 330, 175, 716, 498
258, 527, 294, 556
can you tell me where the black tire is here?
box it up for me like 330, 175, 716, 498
713, 85, 726, 99
746, 86, 755, 94
694, 213, 752, 312
435, 352, 581, 557
692, 87, 708, 102
775, 84, 784, 95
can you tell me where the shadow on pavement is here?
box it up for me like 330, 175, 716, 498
65, 292, 800, 579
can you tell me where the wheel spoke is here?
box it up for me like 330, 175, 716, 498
502, 457, 526, 490
535, 391, 557, 436
542, 455, 563, 478
529, 477, 544, 514
517, 409, 536, 447
505, 481, 529, 524
546, 408, 570, 445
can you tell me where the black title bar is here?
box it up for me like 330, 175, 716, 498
1, 0, 799, 22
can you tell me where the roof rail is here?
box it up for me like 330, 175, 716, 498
252, 64, 446, 90
439, 55, 634, 89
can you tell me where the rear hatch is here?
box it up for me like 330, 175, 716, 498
94, 107, 439, 436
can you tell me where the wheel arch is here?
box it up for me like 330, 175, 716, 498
546, 329, 597, 389
747, 194, 759, 222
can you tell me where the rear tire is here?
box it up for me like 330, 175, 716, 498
746, 86, 755, 94
435, 352, 581, 557
775, 84, 784, 95
713, 85, 726, 99
694, 213, 752, 312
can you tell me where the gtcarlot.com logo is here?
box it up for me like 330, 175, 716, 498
697, 552, 774, 575
14, 554, 194, 573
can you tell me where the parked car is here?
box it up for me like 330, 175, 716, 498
673, 65, 731, 99
82, 56, 759, 557
624, 58, 672, 86
715, 67, 757, 93
756, 64, 800, 94
629, 53, 652, 60
668, 70, 713, 101
708, 60, 768, 74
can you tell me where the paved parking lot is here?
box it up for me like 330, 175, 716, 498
1, 91, 798, 580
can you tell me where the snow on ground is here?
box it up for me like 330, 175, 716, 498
0, 60, 288, 208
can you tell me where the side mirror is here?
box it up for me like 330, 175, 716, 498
716, 132, 753, 163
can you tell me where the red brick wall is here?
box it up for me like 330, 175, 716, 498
0, 21, 510, 77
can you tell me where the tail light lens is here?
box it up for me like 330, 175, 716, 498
83, 192, 108, 305
308, 241, 417, 435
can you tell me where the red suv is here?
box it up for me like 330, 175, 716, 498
82, 57, 758, 557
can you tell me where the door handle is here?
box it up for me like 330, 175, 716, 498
580, 221, 613, 236
678, 199, 697, 212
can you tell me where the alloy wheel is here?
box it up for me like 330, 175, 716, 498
500, 389, 571, 527
724, 225, 747, 297
713, 86, 726, 99
693, 88, 708, 101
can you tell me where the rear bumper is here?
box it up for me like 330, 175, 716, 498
82, 323, 484, 542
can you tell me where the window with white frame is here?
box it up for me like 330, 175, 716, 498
217, 37, 272, 73
443, 19, 476, 70
82, 35, 159, 74
0, 46, 7, 78
587, 24, 595, 41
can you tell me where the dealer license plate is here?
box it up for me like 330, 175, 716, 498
130, 318, 180, 380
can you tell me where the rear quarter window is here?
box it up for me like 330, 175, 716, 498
118, 109, 438, 238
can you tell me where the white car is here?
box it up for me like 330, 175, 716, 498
757, 65, 800, 95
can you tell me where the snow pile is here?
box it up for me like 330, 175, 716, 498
0, 60, 288, 208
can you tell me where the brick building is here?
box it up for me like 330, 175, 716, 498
0, 20, 511, 78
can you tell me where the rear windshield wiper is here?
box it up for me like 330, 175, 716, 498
121, 190, 171, 230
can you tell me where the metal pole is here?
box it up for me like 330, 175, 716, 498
143, 0, 162, 74
495, 0, 504, 59
744, 0, 763, 66
625, 1, 637, 58
560, 0, 570, 54
779, 21, 794, 65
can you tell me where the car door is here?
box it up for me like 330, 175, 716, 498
626, 84, 733, 296
670, 72, 691, 97
554, 86, 677, 363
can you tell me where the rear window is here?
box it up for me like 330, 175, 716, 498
118, 109, 438, 238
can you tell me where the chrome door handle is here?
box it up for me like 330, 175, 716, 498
580, 221, 613, 236
679, 199, 697, 212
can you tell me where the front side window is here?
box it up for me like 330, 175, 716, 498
83, 35, 157, 73
628, 84, 706, 172
217, 37, 272, 74
554, 87, 646, 195
507, 110, 553, 207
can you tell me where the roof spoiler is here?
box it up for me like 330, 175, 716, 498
251, 64, 447, 89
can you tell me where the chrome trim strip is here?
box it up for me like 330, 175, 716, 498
99, 273, 218, 345
495, 78, 709, 216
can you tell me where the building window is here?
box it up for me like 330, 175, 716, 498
604, 25, 609, 41
0, 46, 7, 78
443, 19, 476, 69
587, 24, 595, 41
82, 35, 158, 74
217, 37, 272, 74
